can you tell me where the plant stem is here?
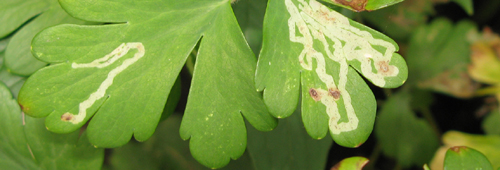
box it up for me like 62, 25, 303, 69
365, 143, 381, 170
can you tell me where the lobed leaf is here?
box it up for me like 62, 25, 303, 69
0, 82, 104, 170
0, 0, 49, 38
256, 0, 407, 147
4, 0, 87, 76
375, 90, 439, 167
19, 0, 277, 168
247, 104, 333, 170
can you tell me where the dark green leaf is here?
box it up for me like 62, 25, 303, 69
256, 0, 407, 147
451, 0, 474, 15
232, 0, 267, 54
406, 18, 478, 98
375, 90, 439, 167
247, 105, 332, 170
444, 146, 493, 170
0, 0, 49, 38
4, 1, 87, 76
19, 0, 277, 168
361, 0, 434, 41
110, 114, 255, 170
0, 82, 104, 169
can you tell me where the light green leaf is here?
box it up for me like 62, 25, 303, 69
451, 0, 473, 15
110, 114, 255, 170
247, 104, 332, 170
444, 146, 493, 170
406, 18, 478, 98
256, 0, 407, 147
0, 0, 49, 38
375, 90, 439, 167
4, 0, 87, 76
331, 156, 369, 170
0, 82, 104, 169
430, 131, 500, 170
482, 109, 500, 136
19, 0, 277, 168
318, 0, 404, 12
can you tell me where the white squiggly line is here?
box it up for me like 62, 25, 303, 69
62, 42, 145, 124
286, 0, 398, 134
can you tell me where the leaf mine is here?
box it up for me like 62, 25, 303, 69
63, 42, 145, 124
285, 0, 400, 134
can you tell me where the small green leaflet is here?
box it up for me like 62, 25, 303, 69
256, 0, 407, 147
0, 82, 104, 169
4, 0, 87, 76
18, 0, 277, 168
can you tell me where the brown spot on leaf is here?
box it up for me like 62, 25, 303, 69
450, 146, 468, 153
61, 113, 73, 121
328, 88, 341, 100
333, 0, 368, 12
309, 88, 321, 101
377, 60, 395, 76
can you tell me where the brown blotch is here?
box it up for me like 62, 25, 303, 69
61, 113, 73, 121
377, 60, 394, 76
450, 146, 468, 153
333, 0, 368, 12
328, 88, 341, 100
309, 88, 321, 101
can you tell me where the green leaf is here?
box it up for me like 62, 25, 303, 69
331, 156, 369, 170
468, 29, 500, 85
246, 104, 333, 170
482, 109, 500, 136
406, 18, 478, 98
361, 0, 434, 41
110, 114, 255, 170
4, 0, 87, 76
375, 90, 439, 167
0, 0, 50, 38
256, 0, 407, 147
232, 0, 267, 54
0, 82, 104, 169
450, 0, 474, 15
19, 0, 277, 168
444, 146, 493, 170
0, 66, 26, 98
429, 131, 500, 170
318, 0, 404, 12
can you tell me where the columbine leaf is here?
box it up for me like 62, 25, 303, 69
19, 0, 277, 168
444, 146, 493, 170
4, 0, 87, 76
0, 82, 104, 169
331, 156, 369, 170
0, 0, 49, 38
406, 18, 478, 98
110, 114, 255, 170
256, 0, 407, 147
482, 109, 500, 136
429, 131, 500, 170
375, 90, 439, 167
317, 0, 403, 12
246, 104, 333, 170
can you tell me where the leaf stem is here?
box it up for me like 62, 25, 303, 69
365, 143, 381, 170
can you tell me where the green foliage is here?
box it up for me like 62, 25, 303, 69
256, 0, 407, 148
2, 0, 500, 169
444, 146, 493, 170
375, 90, 439, 167
0, 83, 104, 169
331, 156, 369, 170
246, 105, 332, 170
